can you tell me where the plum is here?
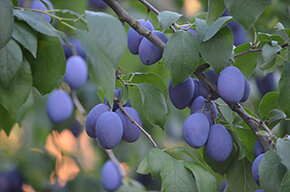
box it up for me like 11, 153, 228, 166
218, 66, 245, 104
46, 90, 73, 123
241, 75, 250, 102
127, 19, 154, 55
183, 113, 210, 148
256, 73, 275, 96
139, 31, 168, 65
89, 0, 108, 10
30, 0, 54, 22
252, 152, 267, 185
206, 124, 233, 162
199, 69, 219, 100
116, 107, 142, 143
95, 112, 123, 149
85, 104, 110, 138
64, 56, 88, 90
61, 38, 86, 59
101, 160, 122, 191
168, 78, 195, 110
187, 78, 200, 107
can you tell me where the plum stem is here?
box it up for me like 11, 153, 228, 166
114, 97, 158, 148
71, 90, 87, 116
105, 149, 126, 178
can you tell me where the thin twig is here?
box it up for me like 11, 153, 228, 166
234, 42, 289, 58
71, 90, 87, 116
249, 116, 278, 141
138, 0, 177, 33
105, 149, 126, 178
114, 97, 158, 148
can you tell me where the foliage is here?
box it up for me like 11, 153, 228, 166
0, 0, 289, 191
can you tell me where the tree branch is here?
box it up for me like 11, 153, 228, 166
103, 0, 166, 50
114, 97, 158, 148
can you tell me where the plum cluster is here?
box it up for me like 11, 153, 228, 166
168, 66, 250, 162
127, 19, 168, 65
85, 89, 142, 148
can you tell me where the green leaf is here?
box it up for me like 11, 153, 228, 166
161, 158, 198, 192
203, 16, 233, 41
281, 172, 290, 192
228, 128, 246, 160
259, 92, 279, 119
117, 178, 146, 192
14, 91, 34, 122
129, 72, 168, 99
26, 34, 66, 95
203, 144, 237, 175
0, 39, 23, 86
0, 104, 15, 136
232, 125, 257, 163
223, 0, 269, 30
196, 18, 233, 73
259, 151, 286, 192
158, 11, 182, 31
260, 44, 282, 70
77, 11, 126, 103
233, 43, 257, 78
277, 139, 290, 172
163, 31, 199, 86
226, 157, 259, 192
147, 148, 171, 179
128, 86, 154, 132
14, 10, 65, 39
278, 60, 290, 117
136, 157, 150, 175
136, 83, 167, 129
0, 0, 13, 49
12, 21, 38, 58
184, 162, 216, 192
206, 0, 226, 26
266, 109, 286, 128
0, 58, 32, 116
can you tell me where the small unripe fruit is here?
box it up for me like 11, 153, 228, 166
101, 160, 122, 191
95, 112, 123, 149
46, 90, 73, 123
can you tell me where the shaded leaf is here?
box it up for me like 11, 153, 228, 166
259, 92, 279, 119
163, 31, 199, 86
77, 11, 126, 103
277, 139, 290, 172
0, 39, 23, 86
158, 11, 182, 31
206, 0, 226, 26
0, 0, 13, 49
278, 60, 290, 117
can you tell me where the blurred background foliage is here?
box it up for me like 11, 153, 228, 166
0, 0, 289, 191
